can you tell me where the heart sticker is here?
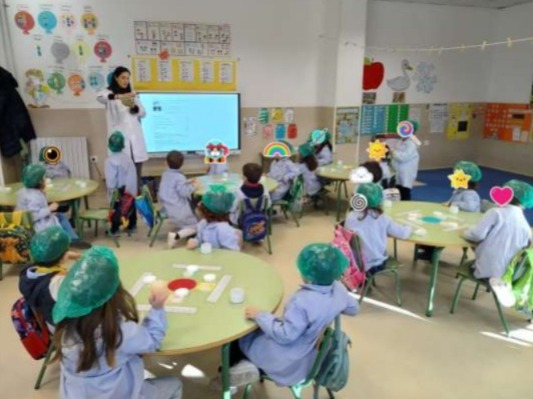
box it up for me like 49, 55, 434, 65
490, 186, 514, 207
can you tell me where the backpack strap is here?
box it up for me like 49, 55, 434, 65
244, 197, 264, 213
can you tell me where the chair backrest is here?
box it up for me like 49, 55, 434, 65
140, 185, 156, 216
302, 325, 335, 384
348, 233, 366, 273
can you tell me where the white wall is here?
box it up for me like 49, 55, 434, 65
5, 0, 368, 108
365, 1, 495, 104
486, 2, 533, 102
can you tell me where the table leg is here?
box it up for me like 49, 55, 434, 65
72, 199, 81, 237
221, 343, 231, 399
336, 180, 342, 221
426, 247, 444, 317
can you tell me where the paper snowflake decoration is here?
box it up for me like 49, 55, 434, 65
413, 62, 437, 94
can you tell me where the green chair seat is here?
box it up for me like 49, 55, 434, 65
79, 209, 109, 220
78, 190, 119, 248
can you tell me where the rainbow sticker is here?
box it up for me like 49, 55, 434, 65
397, 121, 414, 138
263, 141, 291, 158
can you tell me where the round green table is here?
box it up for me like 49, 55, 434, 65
0, 178, 99, 234
194, 173, 278, 196
119, 248, 284, 398
384, 201, 482, 317
316, 164, 354, 221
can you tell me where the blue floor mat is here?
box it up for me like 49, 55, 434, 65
413, 167, 533, 225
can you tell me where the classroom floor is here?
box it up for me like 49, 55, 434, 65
1, 184, 533, 399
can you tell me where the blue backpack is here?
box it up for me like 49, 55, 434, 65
135, 195, 154, 229
240, 197, 268, 242
314, 317, 352, 393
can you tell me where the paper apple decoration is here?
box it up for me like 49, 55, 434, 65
363, 57, 384, 91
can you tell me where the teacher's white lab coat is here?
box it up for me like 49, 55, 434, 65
392, 138, 419, 189
97, 89, 149, 163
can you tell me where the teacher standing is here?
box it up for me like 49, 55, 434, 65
97, 66, 148, 192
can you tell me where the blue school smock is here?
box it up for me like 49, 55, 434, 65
58, 308, 167, 399
463, 205, 532, 279
298, 163, 322, 196
158, 169, 198, 228
345, 210, 412, 271
316, 145, 333, 166
105, 152, 138, 200
392, 139, 419, 189
268, 158, 300, 201
448, 189, 480, 213
42, 162, 71, 180
207, 163, 228, 175
239, 282, 358, 386
196, 219, 240, 251
16, 188, 60, 232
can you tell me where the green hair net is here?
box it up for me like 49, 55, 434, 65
22, 164, 46, 188
278, 140, 294, 156
30, 226, 71, 264
53, 246, 120, 324
297, 243, 348, 285
504, 180, 533, 209
409, 120, 419, 132
108, 131, 125, 153
454, 161, 482, 183
309, 129, 331, 145
202, 184, 236, 214
356, 183, 384, 208
298, 143, 315, 158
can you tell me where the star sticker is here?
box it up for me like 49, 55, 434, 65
366, 140, 388, 162
448, 169, 471, 190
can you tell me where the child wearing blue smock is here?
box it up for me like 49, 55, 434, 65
158, 151, 200, 249
16, 164, 90, 249
188, 185, 241, 251
297, 143, 323, 197
207, 163, 228, 175
52, 246, 182, 399
462, 180, 533, 279
392, 135, 420, 201
309, 129, 334, 166
104, 132, 138, 235
268, 141, 300, 201
345, 183, 412, 274
212, 243, 357, 388
39, 146, 72, 180
445, 161, 482, 213
230, 163, 271, 226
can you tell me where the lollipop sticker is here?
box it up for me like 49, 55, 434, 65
81, 12, 98, 35
68, 74, 85, 96
397, 120, 422, 146
47, 72, 66, 94
94, 40, 112, 63
51, 41, 70, 64
14, 11, 35, 35
72, 39, 90, 63
60, 12, 76, 34
350, 194, 368, 212
37, 11, 57, 34
87, 72, 105, 91
204, 140, 229, 164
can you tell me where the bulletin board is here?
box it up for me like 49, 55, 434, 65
360, 104, 409, 136
446, 103, 472, 140
131, 56, 237, 92
484, 103, 531, 143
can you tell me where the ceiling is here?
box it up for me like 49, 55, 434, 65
376, 0, 533, 9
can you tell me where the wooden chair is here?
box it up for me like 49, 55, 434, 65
0, 211, 34, 280
78, 189, 119, 248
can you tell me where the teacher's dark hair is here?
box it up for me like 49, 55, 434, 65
107, 66, 132, 94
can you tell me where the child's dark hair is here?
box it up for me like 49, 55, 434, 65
242, 163, 262, 184
358, 207, 383, 221
36, 255, 67, 268
510, 197, 521, 206
316, 140, 332, 153
300, 154, 318, 172
468, 181, 478, 190
167, 151, 184, 169
198, 203, 230, 223
360, 161, 383, 183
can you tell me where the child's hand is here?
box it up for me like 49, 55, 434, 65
245, 306, 261, 320
49, 202, 59, 212
149, 289, 169, 309
187, 238, 198, 250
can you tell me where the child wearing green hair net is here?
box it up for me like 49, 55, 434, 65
187, 185, 242, 251
462, 179, 532, 279
212, 243, 358, 388
444, 161, 482, 212
297, 143, 324, 197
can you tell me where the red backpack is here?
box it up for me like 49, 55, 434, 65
109, 192, 135, 230
331, 225, 366, 291
11, 297, 51, 360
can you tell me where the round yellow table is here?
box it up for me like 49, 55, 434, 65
0, 178, 99, 235
316, 164, 354, 221
119, 248, 284, 398
195, 173, 278, 196
384, 201, 482, 317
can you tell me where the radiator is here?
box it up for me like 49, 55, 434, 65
30, 137, 90, 179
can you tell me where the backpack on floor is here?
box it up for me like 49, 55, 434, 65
240, 197, 268, 242
0, 211, 32, 264
11, 297, 51, 360
109, 191, 135, 230
315, 316, 352, 393
331, 225, 365, 291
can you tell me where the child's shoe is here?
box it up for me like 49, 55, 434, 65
489, 277, 516, 308
167, 232, 178, 249
229, 360, 260, 387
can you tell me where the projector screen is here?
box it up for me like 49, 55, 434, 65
138, 93, 240, 154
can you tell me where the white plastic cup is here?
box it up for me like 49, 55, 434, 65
203, 273, 216, 282
230, 287, 245, 304
174, 288, 189, 298
184, 265, 199, 277
143, 274, 157, 284
200, 243, 212, 254
383, 199, 393, 208
449, 205, 459, 214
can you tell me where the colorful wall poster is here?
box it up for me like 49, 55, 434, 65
361, 105, 386, 135
447, 103, 472, 140
484, 103, 531, 143
429, 104, 448, 134
385, 104, 409, 133
335, 107, 359, 144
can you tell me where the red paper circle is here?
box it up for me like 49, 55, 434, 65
168, 278, 197, 291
